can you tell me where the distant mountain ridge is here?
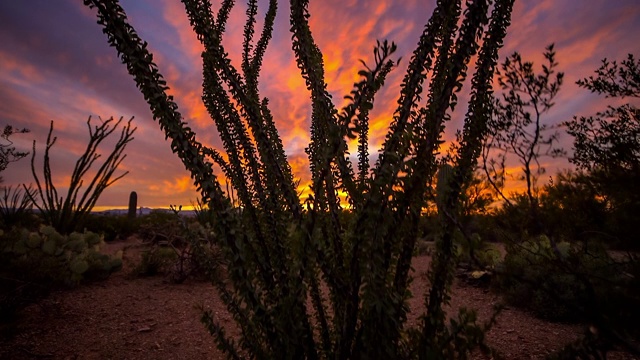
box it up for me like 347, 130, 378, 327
94, 207, 197, 217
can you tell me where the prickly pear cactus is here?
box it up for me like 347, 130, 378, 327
3, 225, 122, 286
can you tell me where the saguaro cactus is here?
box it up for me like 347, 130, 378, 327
127, 191, 137, 219
436, 163, 455, 218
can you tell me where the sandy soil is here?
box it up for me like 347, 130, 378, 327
0, 237, 635, 359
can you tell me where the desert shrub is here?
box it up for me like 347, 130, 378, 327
570, 168, 640, 250
433, 168, 500, 269
415, 239, 434, 256
192, 198, 216, 227
512, 241, 640, 356
496, 235, 585, 320
418, 214, 440, 242
0, 275, 49, 338
565, 54, 640, 251
134, 246, 178, 276
455, 233, 502, 270
137, 210, 183, 243
495, 235, 627, 322
0, 125, 29, 176
419, 213, 500, 265
83, 213, 141, 242
134, 208, 222, 283
490, 194, 537, 237
0, 185, 38, 230
0, 125, 35, 232
538, 171, 608, 243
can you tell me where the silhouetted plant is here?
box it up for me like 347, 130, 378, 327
547, 54, 640, 355
0, 125, 33, 229
134, 206, 221, 283
127, 190, 137, 219
191, 197, 216, 227
85, 0, 514, 358
0, 185, 36, 229
565, 54, 640, 249
82, 212, 140, 241
482, 45, 564, 235
0, 125, 30, 180
567, 54, 640, 174
26, 117, 136, 234
538, 170, 609, 244
494, 234, 640, 355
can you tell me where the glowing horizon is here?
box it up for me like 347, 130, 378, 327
1, 1, 639, 209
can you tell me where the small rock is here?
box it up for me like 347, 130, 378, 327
137, 326, 152, 332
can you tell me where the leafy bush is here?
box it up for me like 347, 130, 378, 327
135, 208, 222, 283
134, 246, 178, 276
455, 232, 502, 270
419, 208, 500, 271
563, 54, 640, 251
538, 171, 609, 243
83, 213, 141, 242
496, 235, 640, 355
137, 210, 184, 245
496, 235, 623, 322
192, 198, 216, 228
0, 125, 29, 176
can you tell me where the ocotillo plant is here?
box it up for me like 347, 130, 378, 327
85, 0, 514, 358
27, 117, 136, 234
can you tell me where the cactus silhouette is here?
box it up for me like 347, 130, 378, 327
128, 191, 137, 219
436, 163, 455, 218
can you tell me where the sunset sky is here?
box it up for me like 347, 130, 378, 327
1, 0, 639, 210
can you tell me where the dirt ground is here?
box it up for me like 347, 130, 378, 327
0, 237, 635, 359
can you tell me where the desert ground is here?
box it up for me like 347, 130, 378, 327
0, 236, 634, 360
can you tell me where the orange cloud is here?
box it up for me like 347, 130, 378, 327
147, 175, 197, 196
